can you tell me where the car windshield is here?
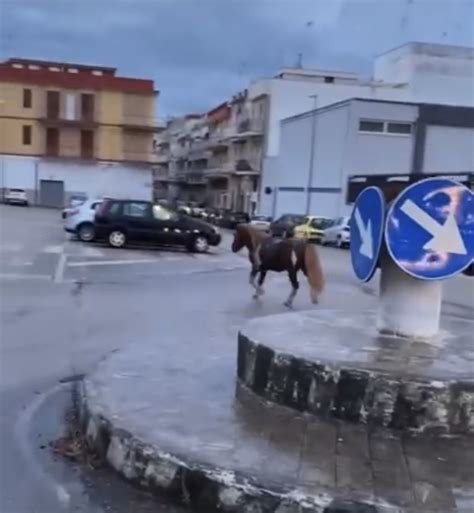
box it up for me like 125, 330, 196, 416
311, 218, 332, 229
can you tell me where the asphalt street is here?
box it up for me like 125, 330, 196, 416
0, 205, 473, 513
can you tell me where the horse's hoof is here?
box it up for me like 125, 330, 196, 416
284, 301, 293, 309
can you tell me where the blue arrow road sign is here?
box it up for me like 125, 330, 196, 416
350, 186, 386, 282
385, 177, 474, 280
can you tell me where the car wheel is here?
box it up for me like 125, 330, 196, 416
190, 235, 209, 253
78, 223, 95, 242
108, 229, 127, 248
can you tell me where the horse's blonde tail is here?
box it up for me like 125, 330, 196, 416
304, 244, 324, 303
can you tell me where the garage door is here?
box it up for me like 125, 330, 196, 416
40, 180, 64, 208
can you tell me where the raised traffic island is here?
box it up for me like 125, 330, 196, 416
238, 309, 474, 433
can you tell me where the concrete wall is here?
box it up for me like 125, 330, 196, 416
0, 154, 153, 205
423, 125, 474, 172
260, 99, 420, 218
0, 80, 156, 163
375, 43, 474, 107
249, 77, 408, 159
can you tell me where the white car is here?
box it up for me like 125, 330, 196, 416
321, 216, 351, 248
64, 198, 103, 242
4, 188, 28, 206
250, 215, 271, 231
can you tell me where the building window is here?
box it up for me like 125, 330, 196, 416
387, 122, 412, 134
46, 127, 59, 156
359, 119, 412, 135
22, 125, 32, 145
46, 90, 60, 119
81, 130, 94, 159
67, 68, 79, 73
23, 88, 32, 108
49, 66, 60, 72
92, 70, 103, 76
81, 93, 94, 121
65, 93, 77, 120
28, 64, 40, 70
12, 63, 24, 69
359, 120, 384, 133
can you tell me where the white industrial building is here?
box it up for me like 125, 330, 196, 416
259, 98, 474, 218
258, 42, 474, 218
1, 155, 153, 206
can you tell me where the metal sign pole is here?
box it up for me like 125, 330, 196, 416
377, 252, 442, 338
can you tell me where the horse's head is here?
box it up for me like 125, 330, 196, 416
231, 224, 248, 252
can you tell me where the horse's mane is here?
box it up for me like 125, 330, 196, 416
238, 224, 270, 250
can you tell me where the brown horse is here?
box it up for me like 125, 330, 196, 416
231, 224, 324, 308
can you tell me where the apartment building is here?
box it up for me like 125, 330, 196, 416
0, 58, 158, 206
154, 91, 267, 212
155, 42, 474, 215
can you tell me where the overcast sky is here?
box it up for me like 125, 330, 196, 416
2, 0, 473, 117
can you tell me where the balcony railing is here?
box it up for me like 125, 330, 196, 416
227, 118, 264, 140
205, 157, 261, 175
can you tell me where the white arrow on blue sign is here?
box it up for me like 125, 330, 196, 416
350, 186, 386, 282
385, 177, 474, 280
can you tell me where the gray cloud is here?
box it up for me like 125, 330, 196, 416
2, 0, 473, 117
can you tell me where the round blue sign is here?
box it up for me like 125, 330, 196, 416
350, 186, 386, 282
385, 178, 474, 280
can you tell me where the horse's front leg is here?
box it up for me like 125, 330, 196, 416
255, 270, 267, 298
249, 267, 259, 297
284, 268, 299, 308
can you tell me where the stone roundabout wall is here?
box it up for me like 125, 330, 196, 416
237, 319, 474, 434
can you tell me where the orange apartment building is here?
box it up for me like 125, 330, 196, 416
0, 58, 158, 206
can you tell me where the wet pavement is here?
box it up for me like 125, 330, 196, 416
83, 271, 474, 511
1, 205, 473, 512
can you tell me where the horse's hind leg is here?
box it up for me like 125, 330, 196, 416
255, 270, 267, 298
249, 268, 259, 297
284, 268, 299, 308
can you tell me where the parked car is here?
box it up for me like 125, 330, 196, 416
94, 199, 221, 252
219, 211, 250, 229
4, 188, 28, 206
62, 194, 87, 219
201, 207, 220, 223
64, 198, 104, 241
270, 214, 307, 237
294, 216, 333, 242
321, 216, 351, 248
250, 215, 272, 231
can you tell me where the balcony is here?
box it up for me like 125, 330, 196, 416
154, 152, 170, 164
227, 119, 264, 140
40, 114, 97, 130
205, 158, 260, 177
122, 115, 162, 133
185, 172, 207, 185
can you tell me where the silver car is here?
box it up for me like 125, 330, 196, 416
321, 216, 351, 248
63, 198, 103, 242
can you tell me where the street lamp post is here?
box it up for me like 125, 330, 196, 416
305, 94, 318, 215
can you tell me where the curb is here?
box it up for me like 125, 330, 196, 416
237, 326, 474, 435
78, 379, 401, 513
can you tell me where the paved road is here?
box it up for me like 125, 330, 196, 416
0, 205, 472, 513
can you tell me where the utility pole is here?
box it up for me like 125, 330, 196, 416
305, 94, 318, 215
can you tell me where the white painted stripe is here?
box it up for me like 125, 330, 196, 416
14, 383, 71, 509
0, 273, 50, 280
53, 253, 67, 283
67, 258, 159, 267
